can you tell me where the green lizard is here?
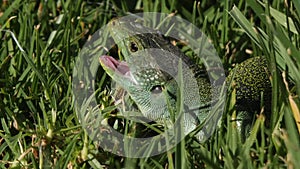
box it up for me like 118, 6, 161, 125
99, 18, 271, 141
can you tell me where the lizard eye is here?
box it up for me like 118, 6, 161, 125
150, 85, 164, 94
129, 41, 139, 52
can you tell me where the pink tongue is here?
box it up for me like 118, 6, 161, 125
100, 55, 129, 75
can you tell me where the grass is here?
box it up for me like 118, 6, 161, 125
0, 0, 300, 168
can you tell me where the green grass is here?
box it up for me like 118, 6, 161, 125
0, 0, 300, 168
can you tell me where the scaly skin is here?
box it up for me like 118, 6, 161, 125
227, 57, 271, 138
100, 19, 271, 141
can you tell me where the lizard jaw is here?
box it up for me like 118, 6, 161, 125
100, 55, 129, 74
99, 55, 137, 84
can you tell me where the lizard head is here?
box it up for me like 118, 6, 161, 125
99, 19, 184, 123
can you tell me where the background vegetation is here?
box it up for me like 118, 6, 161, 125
0, 0, 300, 168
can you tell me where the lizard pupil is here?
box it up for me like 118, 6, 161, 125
150, 85, 163, 94
129, 41, 138, 52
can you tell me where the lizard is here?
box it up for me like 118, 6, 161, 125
99, 18, 271, 141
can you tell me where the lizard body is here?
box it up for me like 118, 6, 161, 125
99, 19, 271, 141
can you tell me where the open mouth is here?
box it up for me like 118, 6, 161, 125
99, 55, 130, 75
100, 55, 139, 85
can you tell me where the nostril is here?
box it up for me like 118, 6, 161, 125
111, 21, 116, 26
